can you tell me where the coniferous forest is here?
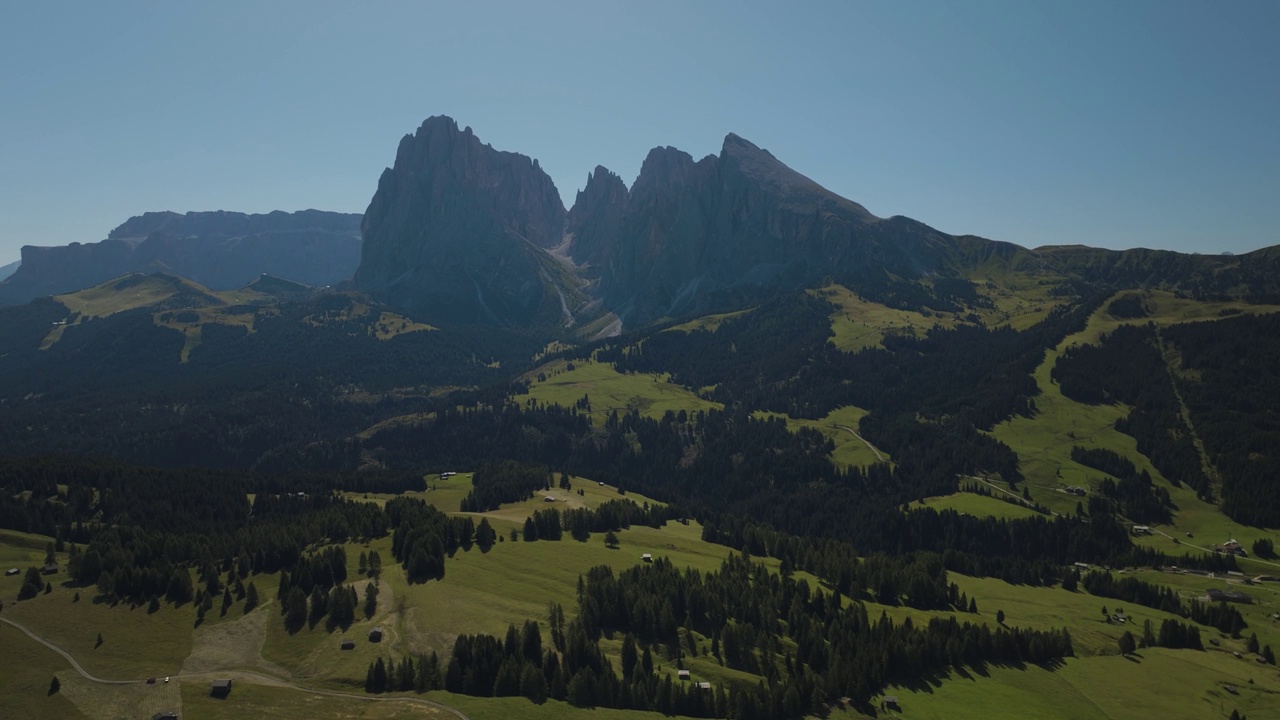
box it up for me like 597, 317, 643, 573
0, 274, 1277, 719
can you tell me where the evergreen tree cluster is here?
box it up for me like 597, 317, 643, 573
460, 461, 552, 512
1052, 325, 1211, 498
363, 652, 443, 694
443, 553, 1075, 718
1164, 313, 1280, 526
1082, 571, 1246, 635
387, 497, 454, 583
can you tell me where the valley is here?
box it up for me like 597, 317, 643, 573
2, 115, 1279, 720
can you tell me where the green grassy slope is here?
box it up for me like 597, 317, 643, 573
988, 291, 1280, 545
914, 491, 1044, 521
514, 358, 722, 424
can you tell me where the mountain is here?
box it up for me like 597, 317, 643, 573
0, 260, 18, 282
0, 210, 362, 306
568, 135, 1008, 325
355, 116, 583, 327
356, 116, 1280, 332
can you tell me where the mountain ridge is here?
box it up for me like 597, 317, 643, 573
0, 209, 362, 306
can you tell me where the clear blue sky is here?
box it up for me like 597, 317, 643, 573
2, 0, 1277, 263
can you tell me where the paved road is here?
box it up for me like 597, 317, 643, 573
0, 615, 470, 719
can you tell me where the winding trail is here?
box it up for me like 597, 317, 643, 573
833, 424, 886, 463
960, 475, 1062, 517
0, 615, 470, 719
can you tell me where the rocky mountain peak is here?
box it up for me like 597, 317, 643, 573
354, 117, 573, 325
566, 166, 630, 268
719, 133, 878, 221
630, 146, 711, 200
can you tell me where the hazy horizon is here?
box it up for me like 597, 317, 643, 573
2, 0, 1277, 263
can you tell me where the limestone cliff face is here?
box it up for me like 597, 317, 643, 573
571, 134, 959, 325
0, 210, 362, 306
354, 116, 571, 325
565, 166, 629, 271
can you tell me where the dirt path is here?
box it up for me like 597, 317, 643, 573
0, 615, 136, 685
833, 424, 886, 462
961, 475, 1062, 517
0, 615, 470, 719
1146, 528, 1280, 573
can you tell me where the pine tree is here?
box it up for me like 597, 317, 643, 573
1118, 631, 1136, 656
493, 658, 521, 696
364, 581, 379, 619
244, 582, 259, 613
521, 619, 542, 665
521, 662, 548, 703
476, 519, 497, 552
621, 633, 638, 679
19, 567, 41, 600
49, 676, 60, 695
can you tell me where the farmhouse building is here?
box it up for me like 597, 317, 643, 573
151, 713, 179, 720
883, 695, 901, 709
544, 495, 556, 502
641, 553, 653, 563
677, 670, 691, 680
698, 682, 712, 690
1207, 589, 1252, 604
1132, 526, 1151, 536
210, 679, 232, 697
340, 639, 355, 650
4, 568, 17, 576
369, 627, 384, 642
41, 563, 58, 575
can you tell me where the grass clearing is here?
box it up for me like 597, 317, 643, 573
4, 551, 196, 678
0, 623, 86, 720
913, 492, 1044, 521
391, 519, 766, 660
873, 647, 1280, 720
184, 601, 288, 676
665, 309, 753, 333
515, 358, 721, 424
943, 573, 1206, 657
59, 673, 183, 720
989, 291, 1280, 538
371, 311, 436, 340
754, 405, 887, 468
180, 680, 449, 719
964, 257, 1072, 331
439, 692, 703, 720
814, 284, 962, 353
